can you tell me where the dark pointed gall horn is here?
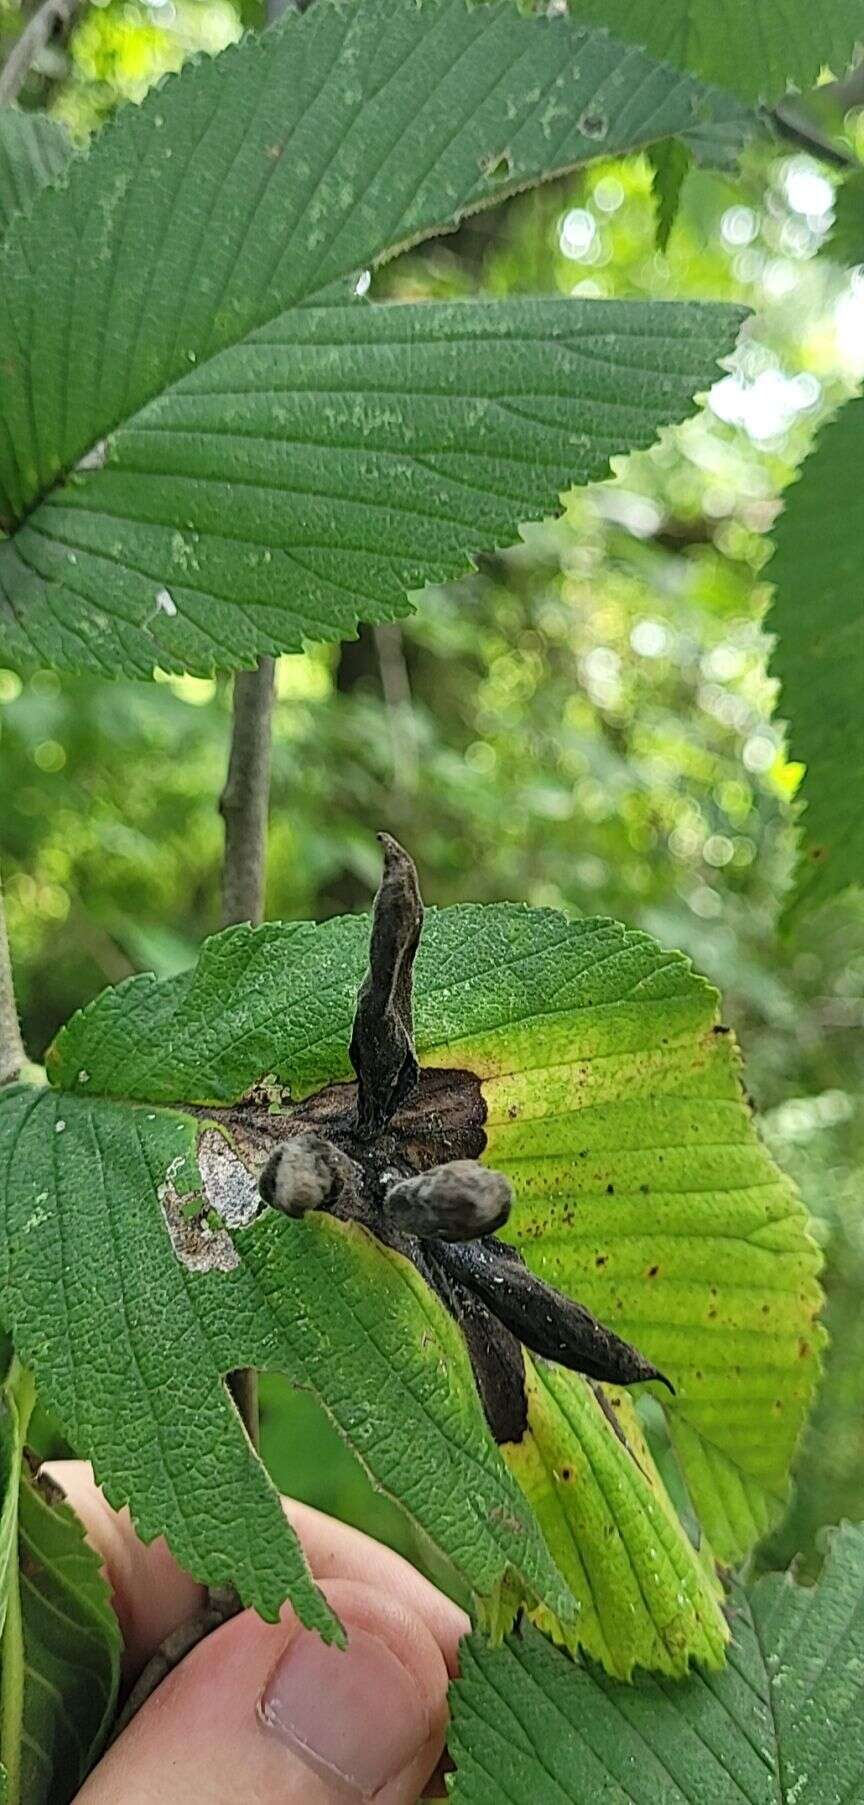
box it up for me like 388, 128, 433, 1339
349, 834, 423, 1139
436, 1237, 675, 1393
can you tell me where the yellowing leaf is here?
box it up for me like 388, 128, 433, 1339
502, 1360, 727, 1675
423, 916, 824, 1563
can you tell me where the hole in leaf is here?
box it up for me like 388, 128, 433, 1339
578, 108, 608, 140
480, 150, 513, 182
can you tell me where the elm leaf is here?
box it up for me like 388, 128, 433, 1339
448, 1521, 864, 1803
473, 938, 824, 1563
14, 1469, 122, 1805
3, 903, 822, 1676
501, 1362, 728, 1676
564, 0, 864, 105
0, 0, 749, 679
647, 137, 693, 250
0, 1361, 121, 1805
0, 1081, 576, 1642
767, 394, 864, 914
0, 109, 71, 241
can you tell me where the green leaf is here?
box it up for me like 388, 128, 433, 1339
767, 394, 864, 913
0, 109, 71, 241
647, 138, 693, 250
15, 1468, 121, 1805
0, 1361, 119, 1805
564, 0, 864, 105
1, 905, 821, 1676
0, 0, 749, 679
0, 1076, 576, 1647
448, 1521, 864, 1803
827, 168, 864, 267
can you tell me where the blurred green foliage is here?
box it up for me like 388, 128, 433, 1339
2, 0, 863, 1579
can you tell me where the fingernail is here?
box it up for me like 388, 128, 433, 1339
259, 1623, 431, 1798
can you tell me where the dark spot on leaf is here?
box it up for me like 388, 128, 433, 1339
799, 1339, 811, 1358
647, 1265, 659, 1278
712, 1023, 731, 1036
809, 844, 828, 862
595, 1254, 607, 1267
606, 1183, 614, 1195
560, 1466, 572, 1482
578, 108, 608, 139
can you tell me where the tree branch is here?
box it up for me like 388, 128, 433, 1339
219, 659, 276, 929
0, 0, 81, 105
0, 874, 25, 1089
218, 657, 277, 1447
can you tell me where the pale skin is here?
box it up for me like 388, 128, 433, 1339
49, 1462, 469, 1805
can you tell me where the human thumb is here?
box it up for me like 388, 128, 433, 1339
77, 1576, 453, 1804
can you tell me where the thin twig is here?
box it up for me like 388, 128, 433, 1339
0, 874, 25, 1088
0, 0, 81, 105
219, 659, 276, 931
109, 1586, 241, 1745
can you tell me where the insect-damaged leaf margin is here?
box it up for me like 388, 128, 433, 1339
0, 904, 822, 1676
